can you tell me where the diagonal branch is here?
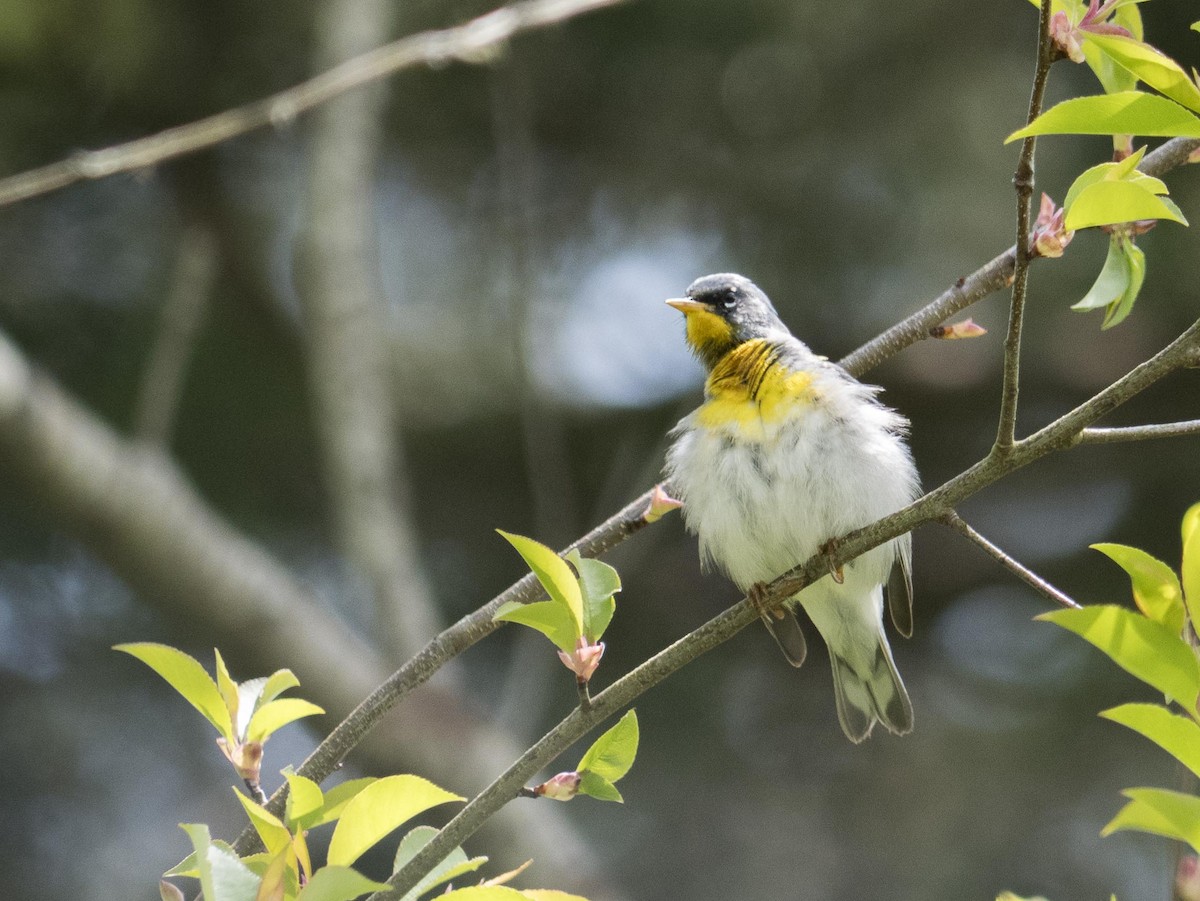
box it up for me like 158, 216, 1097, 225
1075, 419, 1200, 444
995, 0, 1057, 451
0, 0, 627, 208
941, 511, 1080, 609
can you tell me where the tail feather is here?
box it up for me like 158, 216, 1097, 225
762, 610, 808, 667
828, 637, 913, 743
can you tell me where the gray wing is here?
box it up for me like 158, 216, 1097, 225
886, 554, 914, 638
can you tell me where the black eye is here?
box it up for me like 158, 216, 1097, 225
721, 296, 736, 310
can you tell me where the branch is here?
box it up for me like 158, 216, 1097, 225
374, 316, 1200, 900
995, 0, 1057, 451
0, 0, 627, 208
1075, 419, 1200, 445
296, 0, 442, 660
134, 224, 217, 446
941, 511, 1080, 609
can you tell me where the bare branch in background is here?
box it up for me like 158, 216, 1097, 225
0, 0, 628, 208
941, 511, 1080, 609
1075, 419, 1200, 445
297, 0, 441, 661
134, 225, 218, 446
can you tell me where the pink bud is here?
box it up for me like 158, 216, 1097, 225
557, 637, 605, 683
1031, 194, 1074, 258
1177, 855, 1200, 901
536, 771, 582, 801
929, 319, 987, 340
644, 484, 683, 523
216, 737, 264, 782
1049, 12, 1086, 63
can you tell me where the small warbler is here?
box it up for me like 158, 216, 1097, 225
664, 273, 919, 742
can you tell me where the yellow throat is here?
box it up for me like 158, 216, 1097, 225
696, 338, 814, 440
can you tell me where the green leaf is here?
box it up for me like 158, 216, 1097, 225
114, 643, 234, 743
213, 649, 240, 734
1193, 21, 1200, 34
1101, 703, 1200, 778
1183, 501, 1200, 630
1086, 34, 1200, 113
233, 790, 292, 856
520, 892, 591, 901
1091, 543, 1184, 632
181, 823, 260, 901
283, 768, 326, 830
1100, 239, 1145, 329
295, 866, 389, 901
1103, 787, 1200, 853
577, 710, 639, 782
1007, 92, 1200, 142
393, 825, 487, 901
1039, 605, 1200, 709
327, 775, 463, 868
497, 531, 583, 634
310, 778, 376, 828
245, 698, 325, 744
162, 840, 242, 879
1064, 179, 1188, 230
493, 600, 580, 653
257, 669, 301, 707
1072, 235, 1133, 312
567, 550, 621, 641
577, 771, 624, 803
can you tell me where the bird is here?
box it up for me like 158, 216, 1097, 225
663, 273, 919, 742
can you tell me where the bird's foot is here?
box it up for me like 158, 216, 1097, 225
819, 538, 845, 584
748, 581, 784, 619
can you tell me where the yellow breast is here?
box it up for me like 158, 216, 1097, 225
695, 339, 815, 440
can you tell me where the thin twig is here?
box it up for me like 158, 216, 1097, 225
995, 0, 1057, 451
373, 317, 1200, 901
134, 225, 217, 445
941, 511, 1080, 609
0, 0, 626, 208
1075, 419, 1200, 445
838, 135, 1200, 377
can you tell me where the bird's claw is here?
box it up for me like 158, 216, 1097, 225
819, 538, 845, 584
749, 581, 784, 619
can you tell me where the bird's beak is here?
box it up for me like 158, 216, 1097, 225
665, 297, 708, 314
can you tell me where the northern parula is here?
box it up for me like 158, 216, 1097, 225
664, 273, 919, 742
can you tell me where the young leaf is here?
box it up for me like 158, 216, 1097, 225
283, 769, 325, 829
114, 643, 234, 743
1072, 235, 1133, 311
233, 790, 292, 856
310, 777, 377, 828
1039, 605, 1200, 708
520, 892, 591, 901
497, 531, 583, 633
245, 698, 325, 744
1103, 787, 1200, 853
494, 600, 580, 653
295, 866, 389, 901
1007, 92, 1200, 142
327, 775, 463, 868
577, 710, 639, 782
577, 771, 624, 803
1101, 703, 1200, 778
1182, 501, 1200, 630
181, 823, 261, 901
1091, 543, 1185, 632
567, 550, 621, 641
256, 847, 290, 901
255, 670, 301, 709
1064, 179, 1188, 230
214, 649, 240, 732
1085, 34, 1200, 114
394, 825, 488, 901
1100, 239, 1145, 329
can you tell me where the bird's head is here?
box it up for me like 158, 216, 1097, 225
666, 273, 786, 369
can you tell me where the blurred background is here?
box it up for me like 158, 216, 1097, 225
1, 0, 1199, 898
